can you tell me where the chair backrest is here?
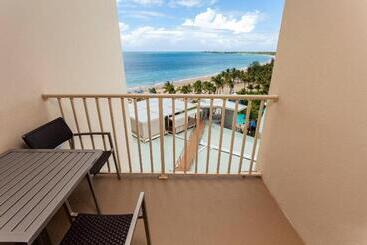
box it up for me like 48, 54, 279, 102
22, 117, 73, 149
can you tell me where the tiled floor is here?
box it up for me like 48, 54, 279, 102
47, 175, 303, 245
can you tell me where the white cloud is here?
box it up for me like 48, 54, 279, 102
120, 25, 277, 51
182, 8, 260, 34
117, 0, 163, 6
121, 10, 167, 19
169, 0, 217, 8
174, 0, 202, 7
118, 8, 276, 51
132, 0, 163, 5
119, 22, 130, 32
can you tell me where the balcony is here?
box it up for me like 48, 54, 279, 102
44, 175, 302, 244
38, 93, 304, 244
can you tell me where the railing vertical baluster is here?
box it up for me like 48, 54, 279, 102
57, 98, 65, 118
227, 100, 239, 174
120, 98, 132, 173
108, 98, 122, 174
83, 98, 96, 149
57, 98, 72, 149
133, 98, 143, 173
183, 98, 188, 174
194, 99, 200, 174
95, 98, 111, 172
158, 98, 166, 176
70, 98, 84, 149
146, 98, 154, 173
205, 99, 213, 174
249, 100, 265, 174
238, 101, 252, 174
216, 99, 226, 174
172, 98, 176, 174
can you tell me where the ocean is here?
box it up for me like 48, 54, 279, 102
123, 52, 273, 89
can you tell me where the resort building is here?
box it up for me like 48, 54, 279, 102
129, 98, 196, 142
200, 99, 247, 129
1, 1, 367, 245
129, 98, 247, 142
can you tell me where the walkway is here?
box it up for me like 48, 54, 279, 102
175, 119, 205, 172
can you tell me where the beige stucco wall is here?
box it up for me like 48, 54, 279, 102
260, 0, 367, 244
0, 0, 126, 152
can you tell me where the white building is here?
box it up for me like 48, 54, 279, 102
129, 98, 196, 142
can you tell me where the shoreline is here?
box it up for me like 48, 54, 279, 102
127, 56, 274, 93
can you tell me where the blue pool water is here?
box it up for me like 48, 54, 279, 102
237, 114, 246, 125
123, 52, 273, 88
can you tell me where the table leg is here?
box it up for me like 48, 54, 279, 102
34, 228, 52, 245
86, 173, 101, 214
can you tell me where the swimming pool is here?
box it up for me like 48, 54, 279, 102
237, 114, 246, 125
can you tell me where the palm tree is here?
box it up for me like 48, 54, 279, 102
226, 78, 235, 94
148, 87, 157, 94
163, 81, 176, 94
179, 84, 193, 94
202, 81, 216, 94
193, 80, 203, 94
223, 72, 234, 94
211, 75, 224, 94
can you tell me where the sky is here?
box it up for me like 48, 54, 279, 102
116, 0, 284, 51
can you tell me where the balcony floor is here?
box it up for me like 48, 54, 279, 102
47, 175, 303, 245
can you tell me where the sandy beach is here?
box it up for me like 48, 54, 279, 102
127, 57, 274, 94
128, 68, 246, 94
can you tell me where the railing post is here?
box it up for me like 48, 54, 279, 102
82, 98, 96, 149
172, 98, 176, 174
183, 98, 188, 174
133, 98, 143, 173
146, 98, 154, 173
120, 98, 132, 173
239, 101, 252, 174
70, 98, 84, 149
249, 100, 265, 174
227, 100, 239, 174
205, 98, 213, 174
108, 98, 122, 175
158, 97, 167, 179
95, 98, 111, 172
194, 99, 201, 174
216, 99, 226, 174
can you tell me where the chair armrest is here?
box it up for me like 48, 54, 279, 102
73, 132, 111, 136
125, 192, 145, 245
72, 132, 114, 150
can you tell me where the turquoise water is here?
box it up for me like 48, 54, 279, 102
123, 52, 272, 88
237, 114, 246, 125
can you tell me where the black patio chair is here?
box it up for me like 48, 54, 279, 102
60, 192, 151, 245
22, 117, 120, 179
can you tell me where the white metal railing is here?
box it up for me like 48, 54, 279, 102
42, 93, 278, 177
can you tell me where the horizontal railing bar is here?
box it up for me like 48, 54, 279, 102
42, 93, 279, 101
99, 172, 262, 178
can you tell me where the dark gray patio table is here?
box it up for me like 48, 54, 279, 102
0, 149, 103, 244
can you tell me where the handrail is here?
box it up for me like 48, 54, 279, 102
42, 93, 279, 101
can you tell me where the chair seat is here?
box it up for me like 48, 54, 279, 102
60, 213, 133, 245
90, 151, 112, 175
